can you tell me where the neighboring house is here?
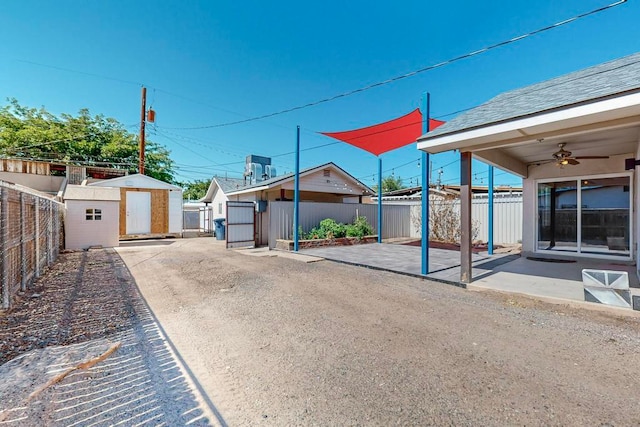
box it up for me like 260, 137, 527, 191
417, 51, 640, 282
63, 184, 120, 250
200, 162, 375, 246
373, 184, 522, 202
199, 177, 247, 221
0, 158, 128, 199
89, 174, 183, 239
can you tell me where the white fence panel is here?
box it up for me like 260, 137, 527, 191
409, 194, 523, 244
268, 202, 411, 249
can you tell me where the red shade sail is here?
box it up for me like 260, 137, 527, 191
320, 109, 445, 156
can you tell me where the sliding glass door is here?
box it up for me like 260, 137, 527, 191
537, 174, 631, 258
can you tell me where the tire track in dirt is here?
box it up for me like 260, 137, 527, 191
56, 251, 86, 344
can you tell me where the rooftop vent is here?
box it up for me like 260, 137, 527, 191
244, 155, 276, 184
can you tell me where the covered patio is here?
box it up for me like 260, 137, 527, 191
417, 51, 640, 290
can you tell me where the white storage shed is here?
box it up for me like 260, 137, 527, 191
64, 185, 121, 250
89, 174, 183, 238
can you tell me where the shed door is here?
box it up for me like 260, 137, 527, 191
226, 201, 255, 248
126, 191, 151, 234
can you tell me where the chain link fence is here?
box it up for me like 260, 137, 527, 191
1, 181, 64, 309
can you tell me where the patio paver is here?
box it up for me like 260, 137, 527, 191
300, 243, 640, 307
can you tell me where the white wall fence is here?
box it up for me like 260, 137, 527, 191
268, 201, 411, 249
407, 194, 523, 244
254, 194, 523, 249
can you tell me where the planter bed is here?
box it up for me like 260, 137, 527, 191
276, 235, 378, 251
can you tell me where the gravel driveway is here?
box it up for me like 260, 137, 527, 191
0, 248, 214, 426
117, 237, 640, 426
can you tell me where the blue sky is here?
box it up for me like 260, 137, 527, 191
1, 0, 638, 188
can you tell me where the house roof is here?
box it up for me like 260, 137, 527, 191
199, 163, 374, 202
421, 52, 640, 140
64, 184, 121, 201
217, 177, 246, 193
225, 162, 375, 196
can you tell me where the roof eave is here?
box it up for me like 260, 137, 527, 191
417, 91, 640, 155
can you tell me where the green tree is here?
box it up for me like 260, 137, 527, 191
0, 99, 176, 182
181, 179, 211, 200
372, 175, 405, 193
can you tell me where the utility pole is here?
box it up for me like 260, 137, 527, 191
139, 86, 147, 175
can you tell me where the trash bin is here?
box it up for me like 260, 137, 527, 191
213, 218, 225, 240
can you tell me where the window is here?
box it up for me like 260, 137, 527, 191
85, 208, 102, 221
537, 174, 631, 258
218, 203, 223, 214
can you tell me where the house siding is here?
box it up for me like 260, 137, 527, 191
212, 187, 230, 219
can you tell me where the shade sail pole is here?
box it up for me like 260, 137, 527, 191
377, 157, 382, 243
488, 165, 494, 255
421, 92, 431, 275
294, 125, 300, 252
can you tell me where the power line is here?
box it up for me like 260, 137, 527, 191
163, 0, 626, 130
16, 59, 144, 87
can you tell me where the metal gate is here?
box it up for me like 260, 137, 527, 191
226, 201, 255, 248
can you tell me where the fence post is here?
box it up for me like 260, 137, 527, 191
20, 193, 27, 291
1, 188, 9, 309
46, 200, 53, 265
35, 197, 41, 278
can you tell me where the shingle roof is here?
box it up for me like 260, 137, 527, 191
422, 52, 640, 139
214, 177, 246, 193
225, 162, 375, 195
226, 164, 329, 193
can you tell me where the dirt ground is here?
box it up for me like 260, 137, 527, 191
116, 237, 640, 426
0, 249, 211, 426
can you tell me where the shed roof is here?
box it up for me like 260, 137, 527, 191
421, 52, 640, 140
88, 173, 181, 190
64, 184, 121, 201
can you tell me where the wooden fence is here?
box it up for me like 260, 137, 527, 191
1, 182, 63, 309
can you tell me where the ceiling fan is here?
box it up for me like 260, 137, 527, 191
551, 142, 609, 166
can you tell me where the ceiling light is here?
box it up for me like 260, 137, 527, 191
560, 159, 569, 165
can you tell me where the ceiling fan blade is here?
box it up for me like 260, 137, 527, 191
574, 155, 609, 159
567, 158, 580, 165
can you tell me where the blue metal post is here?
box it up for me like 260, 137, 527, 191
421, 92, 430, 275
377, 157, 382, 243
293, 126, 300, 251
488, 165, 494, 255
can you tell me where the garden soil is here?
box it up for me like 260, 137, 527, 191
116, 237, 640, 426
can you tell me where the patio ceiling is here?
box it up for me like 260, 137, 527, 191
476, 123, 640, 176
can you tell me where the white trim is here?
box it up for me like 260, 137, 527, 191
226, 185, 269, 196
534, 171, 634, 261
418, 91, 640, 153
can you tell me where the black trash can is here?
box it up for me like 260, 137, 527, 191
213, 218, 226, 240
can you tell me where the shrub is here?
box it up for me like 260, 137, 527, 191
319, 218, 347, 238
299, 216, 374, 240
346, 216, 374, 238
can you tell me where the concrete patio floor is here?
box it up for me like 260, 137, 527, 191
299, 243, 640, 306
